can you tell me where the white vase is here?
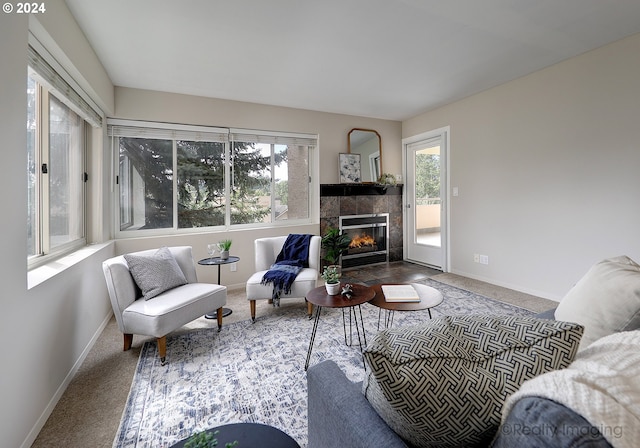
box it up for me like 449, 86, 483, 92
220, 250, 229, 260
325, 282, 341, 295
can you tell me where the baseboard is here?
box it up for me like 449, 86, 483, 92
21, 311, 114, 448
448, 269, 561, 303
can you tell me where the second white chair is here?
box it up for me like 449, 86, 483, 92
246, 235, 322, 322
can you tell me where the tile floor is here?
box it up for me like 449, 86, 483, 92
340, 260, 442, 286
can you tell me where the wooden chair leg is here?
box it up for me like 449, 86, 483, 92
123, 333, 133, 351
217, 307, 223, 332
157, 336, 167, 365
307, 300, 313, 319
250, 300, 256, 322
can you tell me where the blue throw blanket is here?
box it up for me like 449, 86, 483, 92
261, 234, 313, 305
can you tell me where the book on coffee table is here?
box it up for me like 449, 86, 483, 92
382, 284, 421, 302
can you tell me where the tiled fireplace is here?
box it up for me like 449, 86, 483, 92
320, 184, 403, 266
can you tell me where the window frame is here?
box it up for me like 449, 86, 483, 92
27, 38, 103, 270
109, 120, 317, 238
27, 69, 88, 268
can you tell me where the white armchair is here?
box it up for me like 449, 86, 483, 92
102, 246, 227, 364
246, 235, 321, 322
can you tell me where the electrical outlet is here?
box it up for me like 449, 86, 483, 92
230, 263, 237, 272
479, 255, 489, 265
474, 254, 480, 263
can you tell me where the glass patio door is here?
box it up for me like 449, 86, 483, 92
404, 128, 448, 270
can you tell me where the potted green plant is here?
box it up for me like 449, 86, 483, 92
321, 227, 351, 269
376, 173, 397, 186
321, 266, 341, 295
184, 429, 238, 448
218, 239, 232, 260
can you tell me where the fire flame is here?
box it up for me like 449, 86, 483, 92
349, 234, 375, 248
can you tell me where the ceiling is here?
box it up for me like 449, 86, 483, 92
64, 0, 640, 121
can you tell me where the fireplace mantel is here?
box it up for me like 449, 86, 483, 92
320, 183, 402, 197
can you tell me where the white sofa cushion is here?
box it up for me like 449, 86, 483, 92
362, 315, 583, 448
555, 255, 640, 351
124, 246, 188, 300
122, 282, 227, 337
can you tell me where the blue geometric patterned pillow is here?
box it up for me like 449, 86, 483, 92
124, 247, 188, 300
362, 315, 583, 448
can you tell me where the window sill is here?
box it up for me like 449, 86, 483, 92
28, 242, 112, 290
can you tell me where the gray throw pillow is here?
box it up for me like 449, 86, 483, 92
555, 255, 640, 351
362, 315, 583, 448
124, 247, 188, 300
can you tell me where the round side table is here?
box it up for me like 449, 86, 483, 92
198, 256, 240, 318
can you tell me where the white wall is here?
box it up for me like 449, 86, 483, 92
403, 32, 640, 300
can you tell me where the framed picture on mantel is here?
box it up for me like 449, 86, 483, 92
339, 153, 361, 183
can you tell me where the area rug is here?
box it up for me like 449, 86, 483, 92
113, 279, 534, 448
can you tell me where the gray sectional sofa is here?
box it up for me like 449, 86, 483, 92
307, 255, 640, 448
307, 352, 612, 448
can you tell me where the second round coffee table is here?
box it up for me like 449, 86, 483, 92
370, 283, 443, 329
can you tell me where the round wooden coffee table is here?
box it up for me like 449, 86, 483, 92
304, 283, 375, 371
370, 283, 443, 329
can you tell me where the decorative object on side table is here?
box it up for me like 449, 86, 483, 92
339, 152, 361, 183
341, 283, 354, 299
207, 243, 218, 258
321, 266, 341, 295
218, 239, 232, 260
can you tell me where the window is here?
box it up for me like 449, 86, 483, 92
177, 140, 226, 228
229, 131, 311, 225
109, 121, 315, 235
27, 43, 102, 266
118, 137, 175, 231
27, 70, 86, 262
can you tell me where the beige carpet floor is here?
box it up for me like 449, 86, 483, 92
31, 263, 557, 448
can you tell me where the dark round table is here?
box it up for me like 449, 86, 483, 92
171, 422, 300, 448
198, 256, 240, 318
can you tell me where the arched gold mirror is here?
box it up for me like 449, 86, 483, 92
348, 128, 382, 183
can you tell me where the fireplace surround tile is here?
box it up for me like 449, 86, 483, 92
320, 196, 339, 218
320, 184, 403, 264
339, 196, 357, 216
